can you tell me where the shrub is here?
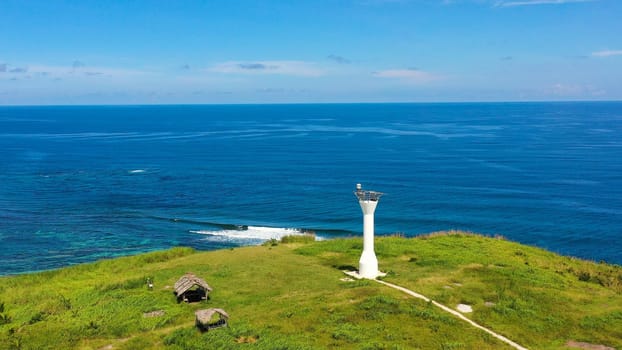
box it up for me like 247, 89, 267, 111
99, 277, 146, 292
0, 312, 11, 325
262, 238, 279, 247
578, 271, 591, 282
441, 342, 465, 350
281, 234, 316, 244
331, 322, 361, 342
28, 312, 45, 324
138, 247, 195, 264
58, 295, 72, 310
0, 301, 10, 326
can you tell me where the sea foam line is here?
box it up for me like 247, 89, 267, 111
190, 226, 308, 241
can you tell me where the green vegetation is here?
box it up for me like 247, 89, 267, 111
280, 233, 316, 244
1, 232, 620, 349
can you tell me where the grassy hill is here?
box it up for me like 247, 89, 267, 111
0, 232, 620, 349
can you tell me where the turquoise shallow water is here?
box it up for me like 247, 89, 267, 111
0, 102, 621, 274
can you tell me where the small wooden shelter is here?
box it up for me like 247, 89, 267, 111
195, 308, 229, 331
174, 273, 212, 303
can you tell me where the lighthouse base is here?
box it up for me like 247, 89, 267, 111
343, 269, 386, 280
356, 251, 385, 279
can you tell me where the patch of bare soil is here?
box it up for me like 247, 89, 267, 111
566, 340, 616, 350
143, 310, 165, 318
235, 336, 258, 344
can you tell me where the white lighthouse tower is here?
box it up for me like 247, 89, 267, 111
354, 183, 384, 279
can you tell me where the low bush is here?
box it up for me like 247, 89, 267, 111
281, 234, 316, 244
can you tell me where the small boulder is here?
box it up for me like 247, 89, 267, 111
456, 304, 473, 313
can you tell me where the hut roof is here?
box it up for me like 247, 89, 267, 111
174, 273, 213, 296
195, 308, 229, 324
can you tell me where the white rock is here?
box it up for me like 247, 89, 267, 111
456, 304, 473, 313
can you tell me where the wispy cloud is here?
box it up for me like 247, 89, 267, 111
548, 83, 605, 97
209, 61, 324, 77
327, 54, 351, 64
591, 50, 622, 57
9, 67, 28, 73
0, 64, 6, 73
496, 0, 595, 7
237, 63, 278, 70
19, 64, 150, 80
373, 68, 439, 83
255, 87, 309, 94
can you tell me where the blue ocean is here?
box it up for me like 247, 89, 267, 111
1, 103, 621, 275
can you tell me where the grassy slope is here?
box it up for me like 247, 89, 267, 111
0, 232, 620, 349
298, 232, 622, 349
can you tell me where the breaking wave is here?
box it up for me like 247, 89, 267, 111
190, 226, 311, 242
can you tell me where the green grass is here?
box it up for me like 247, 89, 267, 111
296, 231, 622, 349
0, 232, 620, 349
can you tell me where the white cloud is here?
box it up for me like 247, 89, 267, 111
591, 50, 622, 57
548, 83, 605, 97
373, 69, 439, 83
23, 64, 150, 79
496, 0, 595, 7
209, 61, 324, 77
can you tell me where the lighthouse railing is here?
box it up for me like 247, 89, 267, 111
355, 190, 383, 202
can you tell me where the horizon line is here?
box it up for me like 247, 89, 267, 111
1, 99, 621, 108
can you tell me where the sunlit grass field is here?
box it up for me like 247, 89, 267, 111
1, 232, 620, 349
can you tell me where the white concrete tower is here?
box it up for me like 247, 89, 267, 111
354, 183, 383, 279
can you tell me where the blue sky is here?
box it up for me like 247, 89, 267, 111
1, 0, 620, 105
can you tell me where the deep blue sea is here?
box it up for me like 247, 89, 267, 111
1, 103, 621, 275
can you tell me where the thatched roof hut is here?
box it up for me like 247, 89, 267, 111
195, 308, 229, 331
174, 273, 212, 302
